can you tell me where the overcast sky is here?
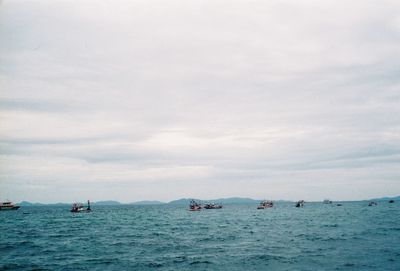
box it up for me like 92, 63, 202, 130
1, 0, 400, 203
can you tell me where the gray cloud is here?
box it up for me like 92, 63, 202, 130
1, 0, 400, 203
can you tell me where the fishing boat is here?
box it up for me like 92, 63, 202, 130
0, 201, 20, 211
203, 203, 223, 209
188, 199, 201, 211
368, 201, 378, 206
71, 200, 91, 213
323, 199, 332, 204
295, 200, 305, 208
257, 200, 273, 209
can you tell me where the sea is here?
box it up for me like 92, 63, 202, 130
1, 201, 399, 270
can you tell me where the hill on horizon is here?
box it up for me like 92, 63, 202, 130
130, 200, 165, 205
17, 200, 122, 206
167, 197, 263, 205
16, 196, 399, 206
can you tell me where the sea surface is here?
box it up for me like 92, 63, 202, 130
1, 201, 399, 270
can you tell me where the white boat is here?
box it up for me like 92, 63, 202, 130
0, 201, 20, 211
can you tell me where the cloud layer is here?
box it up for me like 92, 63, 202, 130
1, 0, 400, 202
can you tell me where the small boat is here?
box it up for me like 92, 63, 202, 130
188, 199, 201, 211
0, 201, 20, 211
257, 200, 273, 209
71, 200, 91, 213
323, 199, 332, 204
389, 200, 395, 203
368, 201, 378, 206
203, 203, 223, 209
336, 203, 343, 206
295, 200, 305, 208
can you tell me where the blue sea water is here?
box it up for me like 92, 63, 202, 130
1, 202, 399, 270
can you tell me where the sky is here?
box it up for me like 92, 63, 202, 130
1, 0, 400, 203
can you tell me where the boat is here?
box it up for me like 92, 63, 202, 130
0, 201, 20, 211
323, 199, 332, 204
389, 200, 395, 203
295, 200, 305, 207
71, 200, 91, 213
203, 203, 223, 209
257, 200, 273, 209
336, 203, 343, 206
368, 201, 378, 206
188, 199, 201, 211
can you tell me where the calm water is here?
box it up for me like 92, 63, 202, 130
1, 202, 399, 270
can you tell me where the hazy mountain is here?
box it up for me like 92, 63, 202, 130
18, 200, 122, 206
16, 196, 398, 207
168, 197, 262, 205
92, 200, 121, 205
131, 200, 165, 205
167, 198, 201, 205
17, 201, 68, 206
18, 201, 44, 206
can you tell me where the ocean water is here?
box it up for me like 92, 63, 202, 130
1, 202, 399, 270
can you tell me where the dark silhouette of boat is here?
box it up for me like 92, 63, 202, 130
389, 200, 395, 203
188, 199, 201, 211
71, 200, 91, 213
203, 203, 223, 209
257, 200, 273, 209
0, 201, 20, 211
368, 201, 378, 206
295, 200, 305, 207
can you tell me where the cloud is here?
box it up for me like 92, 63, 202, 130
1, 0, 400, 202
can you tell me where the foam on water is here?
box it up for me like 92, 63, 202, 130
1, 202, 399, 270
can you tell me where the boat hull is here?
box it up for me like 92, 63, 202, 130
203, 205, 223, 209
0, 206, 20, 211
71, 209, 91, 213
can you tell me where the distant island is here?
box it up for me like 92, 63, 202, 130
18, 200, 122, 206
168, 197, 263, 205
130, 200, 165, 205
93, 200, 122, 206
18, 197, 264, 206
16, 196, 399, 206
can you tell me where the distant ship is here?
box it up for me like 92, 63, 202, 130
368, 201, 378, 206
323, 199, 332, 204
188, 199, 201, 211
295, 200, 305, 207
257, 200, 273, 209
71, 200, 91, 213
203, 203, 223, 209
0, 201, 20, 211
